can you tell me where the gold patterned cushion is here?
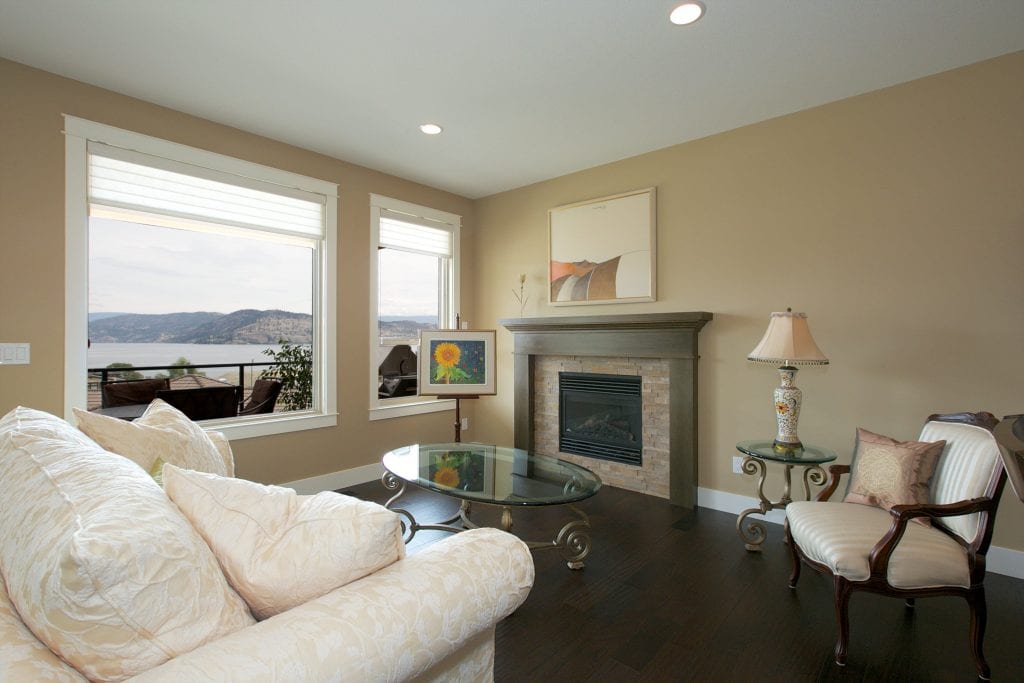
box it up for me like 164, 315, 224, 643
162, 465, 406, 619
0, 407, 254, 682
844, 427, 945, 523
74, 399, 229, 477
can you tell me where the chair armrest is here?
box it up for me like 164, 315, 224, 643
815, 464, 850, 501
867, 497, 997, 579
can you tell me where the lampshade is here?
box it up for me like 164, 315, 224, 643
747, 310, 828, 366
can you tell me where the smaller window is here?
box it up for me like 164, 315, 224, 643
369, 195, 460, 418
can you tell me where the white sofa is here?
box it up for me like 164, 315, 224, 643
0, 406, 534, 682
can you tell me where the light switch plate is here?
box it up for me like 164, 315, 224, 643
0, 343, 30, 365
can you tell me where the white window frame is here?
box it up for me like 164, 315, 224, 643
64, 116, 338, 439
369, 194, 460, 420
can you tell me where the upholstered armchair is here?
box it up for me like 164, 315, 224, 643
785, 412, 1015, 680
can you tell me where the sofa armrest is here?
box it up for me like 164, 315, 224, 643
128, 528, 534, 683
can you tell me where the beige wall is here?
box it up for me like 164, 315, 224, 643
2, 52, 1022, 551
471, 52, 1024, 551
0, 58, 475, 484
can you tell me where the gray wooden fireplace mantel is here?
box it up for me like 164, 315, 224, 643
498, 312, 713, 508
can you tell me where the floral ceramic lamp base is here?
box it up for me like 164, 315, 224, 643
773, 366, 803, 449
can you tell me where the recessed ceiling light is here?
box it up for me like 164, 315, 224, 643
669, 2, 705, 26
419, 123, 443, 135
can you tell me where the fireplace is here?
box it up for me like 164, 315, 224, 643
500, 312, 712, 508
559, 372, 642, 465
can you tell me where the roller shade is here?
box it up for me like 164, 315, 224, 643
88, 143, 325, 239
379, 214, 452, 257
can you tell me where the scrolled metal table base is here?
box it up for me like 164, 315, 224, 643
735, 457, 827, 552
381, 472, 592, 569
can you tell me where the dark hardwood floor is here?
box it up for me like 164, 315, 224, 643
344, 481, 1024, 682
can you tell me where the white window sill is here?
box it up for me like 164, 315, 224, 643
202, 411, 338, 440
368, 398, 455, 421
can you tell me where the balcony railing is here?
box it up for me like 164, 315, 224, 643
86, 360, 304, 411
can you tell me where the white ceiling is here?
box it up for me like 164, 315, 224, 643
2, 1, 1023, 199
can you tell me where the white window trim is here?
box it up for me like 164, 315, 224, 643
63, 115, 338, 439
368, 194, 460, 421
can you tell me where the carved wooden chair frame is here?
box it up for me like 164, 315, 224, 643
785, 412, 1008, 680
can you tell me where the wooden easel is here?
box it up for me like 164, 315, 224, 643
451, 395, 479, 442
434, 314, 489, 442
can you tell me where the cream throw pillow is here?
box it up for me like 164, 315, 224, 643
74, 399, 229, 477
844, 427, 946, 523
162, 465, 406, 619
0, 407, 254, 682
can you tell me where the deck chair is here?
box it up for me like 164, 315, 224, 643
155, 385, 240, 421
240, 379, 283, 415
101, 378, 170, 408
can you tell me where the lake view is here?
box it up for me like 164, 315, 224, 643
89, 343, 285, 382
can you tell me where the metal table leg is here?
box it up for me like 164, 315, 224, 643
381, 472, 593, 569
735, 458, 827, 552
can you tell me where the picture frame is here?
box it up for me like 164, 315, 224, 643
548, 187, 656, 305
425, 444, 496, 496
418, 329, 497, 396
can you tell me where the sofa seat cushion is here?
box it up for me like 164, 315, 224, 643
0, 407, 254, 682
162, 465, 406, 619
127, 528, 534, 683
787, 501, 970, 589
74, 400, 230, 477
0, 575, 87, 682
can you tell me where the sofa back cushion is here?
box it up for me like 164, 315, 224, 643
0, 574, 87, 682
0, 407, 254, 682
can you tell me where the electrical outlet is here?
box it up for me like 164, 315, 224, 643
732, 456, 744, 474
460, 417, 469, 431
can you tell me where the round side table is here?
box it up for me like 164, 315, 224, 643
735, 440, 837, 551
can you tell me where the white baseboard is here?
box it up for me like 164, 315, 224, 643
278, 467, 1024, 581
698, 486, 1024, 580
986, 545, 1024, 579
283, 462, 384, 495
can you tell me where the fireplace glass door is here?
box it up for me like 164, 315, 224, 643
559, 372, 642, 465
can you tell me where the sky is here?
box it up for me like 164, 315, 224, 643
377, 248, 439, 318
88, 217, 313, 315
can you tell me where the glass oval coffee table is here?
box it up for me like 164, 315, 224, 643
382, 443, 602, 569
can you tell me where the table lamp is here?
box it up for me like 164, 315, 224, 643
747, 309, 828, 449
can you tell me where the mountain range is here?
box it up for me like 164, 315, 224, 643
88, 310, 313, 344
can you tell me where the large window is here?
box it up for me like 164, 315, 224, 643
369, 194, 460, 418
64, 116, 337, 438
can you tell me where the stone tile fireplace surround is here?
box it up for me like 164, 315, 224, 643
500, 313, 713, 508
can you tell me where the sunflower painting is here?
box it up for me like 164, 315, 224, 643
418, 330, 497, 395
430, 340, 483, 384
427, 449, 486, 492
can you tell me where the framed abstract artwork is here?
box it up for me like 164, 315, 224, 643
418, 329, 497, 396
548, 187, 656, 305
